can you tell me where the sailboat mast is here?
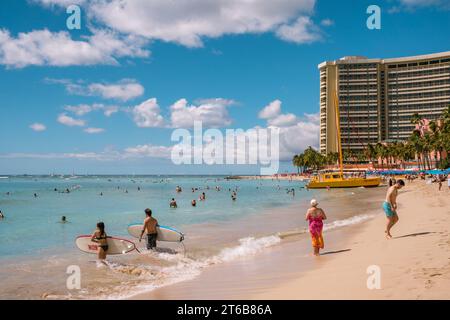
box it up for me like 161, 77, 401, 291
334, 91, 344, 176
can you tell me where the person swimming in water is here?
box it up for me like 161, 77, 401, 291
0, 210, 4, 219
170, 198, 178, 208
191, 199, 197, 207
61, 216, 67, 223
91, 222, 108, 262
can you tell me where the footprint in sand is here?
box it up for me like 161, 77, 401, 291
430, 273, 442, 277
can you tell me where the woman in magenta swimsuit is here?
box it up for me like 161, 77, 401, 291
305, 199, 327, 256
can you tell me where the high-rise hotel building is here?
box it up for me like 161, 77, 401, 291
319, 51, 450, 155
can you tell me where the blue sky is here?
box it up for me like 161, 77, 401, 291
0, 0, 449, 174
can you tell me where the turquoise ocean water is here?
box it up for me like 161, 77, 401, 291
0, 175, 307, 258
0, 175, 384, 299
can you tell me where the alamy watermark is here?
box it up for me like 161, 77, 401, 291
66, 5, 81, 30
171, 121, 280, 175
366, 265, 381, 290
66, 265, 81, 290
367, 5, 381, 30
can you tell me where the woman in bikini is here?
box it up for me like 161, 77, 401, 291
305, 199, 327, 256
91, 222, 108, 261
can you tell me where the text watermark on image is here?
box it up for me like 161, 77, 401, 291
66, 5, 81, 30
367, 5, 381, 30
171, 121, 280, 175
366, 265, 381, 290
66, 265, 81, 290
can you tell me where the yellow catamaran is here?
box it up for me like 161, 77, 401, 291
307, 92, 381, 189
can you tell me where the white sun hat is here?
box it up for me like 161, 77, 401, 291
310, 199, 319, 207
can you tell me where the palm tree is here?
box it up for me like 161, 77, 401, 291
365, 143, 377, 164
409, 131, 424, 170
326, 152, 339, 166
410, 113, 423, 126
292, 154, 305, 174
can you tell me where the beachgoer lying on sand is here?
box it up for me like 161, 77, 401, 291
140, 209, 158, 250
305, 199, 327, 256
91, 222, 108, 261
383, 179, 405, 239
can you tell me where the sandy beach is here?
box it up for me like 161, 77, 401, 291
256, 180, 450, 300
131, 180, 450, 300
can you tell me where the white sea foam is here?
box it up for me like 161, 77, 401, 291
99, 235, 282, 300
56, 214, 375, 300
323, 214, 376, 231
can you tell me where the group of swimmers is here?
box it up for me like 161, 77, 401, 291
169, 185, 240, 208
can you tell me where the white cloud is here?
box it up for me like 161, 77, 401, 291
8, 0, 322, 69
132, 98, 165, 128
258, 100, 298, 127
64, 103, 119, 117
321, 19, 334, 27
29, 123, 47, 132
34, 0, 86, 6
390, 0, 450, 11
64, 104, 93, 116
0, 144, 173, 161
57, 113, 86, 127
275, 16, 321, 44
268, 113, 298, 127
48, 78, 144, 101
258, 100, 319, 159
277, 116, 320, 160
123, 144, 173, 159
259, 100, 282, 119
84, 127, 105, 134
103, 106, 119, 117
399, 0, 442, 6
0, 29, 150, 68
88, 79, 144, 101
170, 98, 233, 128
34, 0, 319, 48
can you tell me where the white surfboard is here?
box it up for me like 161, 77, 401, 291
75, 235, 136, 255
128, 224, 184, 242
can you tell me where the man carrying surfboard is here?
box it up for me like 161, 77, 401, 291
139, 209, 158, 250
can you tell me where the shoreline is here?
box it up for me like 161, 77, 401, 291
254, 180, 450, 299
227, 174, 310, 181
130, 180, 449, 300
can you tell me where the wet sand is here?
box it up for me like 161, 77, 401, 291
130, 180, 450, 300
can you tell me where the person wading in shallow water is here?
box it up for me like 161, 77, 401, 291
383, 179, 405, 239
305, 199, 327, 256
91, 222, 108, 263
139, 209, 158, 250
